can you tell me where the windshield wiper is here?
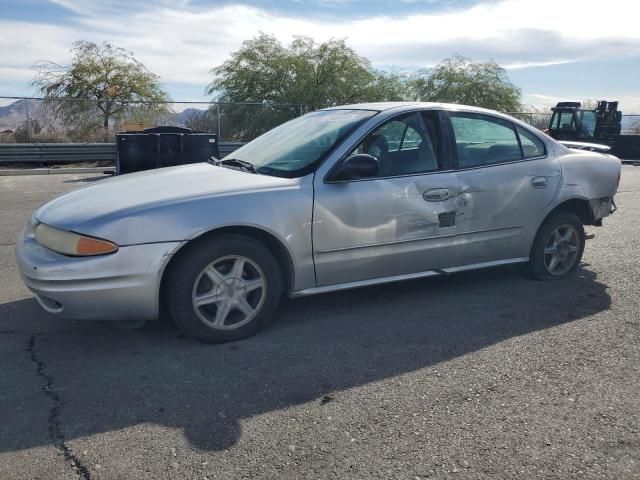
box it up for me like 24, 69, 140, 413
219, 158, 258, 174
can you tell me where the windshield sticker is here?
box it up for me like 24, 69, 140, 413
324, 114, 357, 122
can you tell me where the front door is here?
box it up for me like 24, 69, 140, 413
313, 111, 459, 286
447, 112, 562, 267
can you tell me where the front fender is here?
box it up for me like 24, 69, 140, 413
78, 175, 316, 292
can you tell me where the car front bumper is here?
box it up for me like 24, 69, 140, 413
15, 224, 181, 321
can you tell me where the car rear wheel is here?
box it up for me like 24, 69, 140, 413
528, 211, 585, 280
166, 234, 283, 343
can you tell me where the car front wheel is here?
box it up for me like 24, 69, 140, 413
166, 234, 283, 343
528, 211, 586, 280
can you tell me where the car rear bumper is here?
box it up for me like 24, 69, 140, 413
590, 196, 616, 224
15, 225, 180, 321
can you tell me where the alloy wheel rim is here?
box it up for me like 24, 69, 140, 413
192, 255, 267, 330
543, 224, 580, 276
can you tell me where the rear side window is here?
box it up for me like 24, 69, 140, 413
450, 113, 522, 168
517, 126, 546, 158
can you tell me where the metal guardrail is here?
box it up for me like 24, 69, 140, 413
218, 142, 243, 158
0, 143, 115, 163
0, 142, 244, 164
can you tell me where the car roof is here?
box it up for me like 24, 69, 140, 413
322, 102, 421, 111
321, 101, 502, 115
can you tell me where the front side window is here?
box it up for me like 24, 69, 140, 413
377, 120, 406, 152
347, 112, 442, 178
227, 109, 377, 177
402, 126, 422, 150
450, 113, 522, 168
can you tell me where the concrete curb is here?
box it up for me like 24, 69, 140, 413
0, 167, 115, 176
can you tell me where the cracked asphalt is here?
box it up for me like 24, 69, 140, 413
0, 168, 639, 480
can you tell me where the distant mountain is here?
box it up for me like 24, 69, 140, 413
175, 107, 210, 126
0, 100, 40, 131
0, 100, 214, 132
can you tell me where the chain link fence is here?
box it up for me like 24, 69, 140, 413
507, 112, 552, 130
621, 115, 640, 135
0, 97, 306, 144
2, 97, 639, 145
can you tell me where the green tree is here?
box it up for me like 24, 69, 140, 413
13, 119, 42, 143
208, 34, 406, 109
409, 55, 521, 112
33, 41, 169, 133
184, 108, 217, 133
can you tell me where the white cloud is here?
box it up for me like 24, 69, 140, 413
1, 0, 639, 99
48, 0, 189, 17
0, 21, 76, 66
503, 60, 578, 70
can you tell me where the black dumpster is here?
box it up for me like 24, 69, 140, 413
116, 126, 219, 174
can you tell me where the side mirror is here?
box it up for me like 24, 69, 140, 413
329, 154, 379, 181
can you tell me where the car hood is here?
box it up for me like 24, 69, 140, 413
36, 163, 297, 232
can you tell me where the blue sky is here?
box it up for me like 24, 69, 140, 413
1, 0, 639, 111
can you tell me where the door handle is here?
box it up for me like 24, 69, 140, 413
423, 188, 450, 202
531, 176, 548, 189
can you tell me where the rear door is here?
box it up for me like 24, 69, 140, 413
312, 110, 459, 286
447, 112, 561, 268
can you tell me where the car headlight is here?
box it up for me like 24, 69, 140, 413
35, 223, 118, 256
26, 212, 38, 229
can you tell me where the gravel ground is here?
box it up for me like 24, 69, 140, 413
0, 168, 638, 480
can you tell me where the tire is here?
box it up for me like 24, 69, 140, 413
527, 211, 586, 280
166, 234, 283, 343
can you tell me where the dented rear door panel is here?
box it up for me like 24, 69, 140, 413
452, 157, 562, 266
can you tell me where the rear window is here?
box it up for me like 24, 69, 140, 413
450, 114, 522, 168
517, 126, 546, 158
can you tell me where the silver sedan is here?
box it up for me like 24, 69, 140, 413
16, 103, 621, 342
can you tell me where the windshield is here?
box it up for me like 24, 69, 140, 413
225, 109, 377, 177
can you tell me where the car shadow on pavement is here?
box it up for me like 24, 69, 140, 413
0, 265, 611, 453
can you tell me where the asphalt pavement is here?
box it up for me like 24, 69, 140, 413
0, 168, 638, 479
